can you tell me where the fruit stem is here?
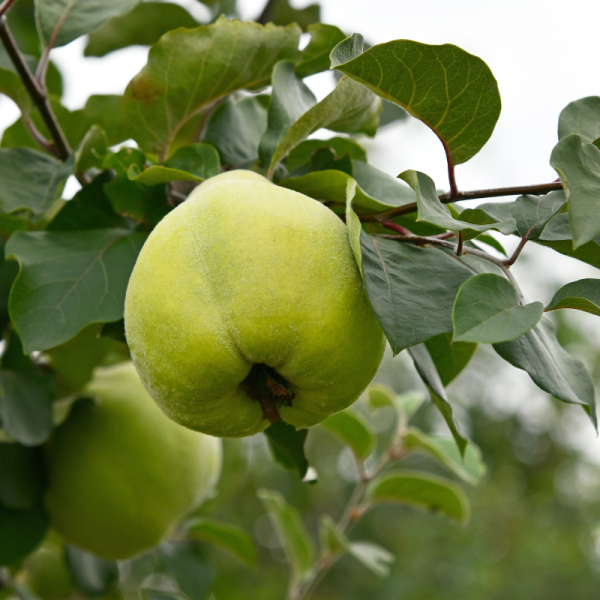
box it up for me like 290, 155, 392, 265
243, 364, 296, 423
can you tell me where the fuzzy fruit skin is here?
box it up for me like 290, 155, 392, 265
44, 362, 221, 560
125, 170, 385, 438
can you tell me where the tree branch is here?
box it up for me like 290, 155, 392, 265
442, 140, 458, 199
0, 16, 72, 160
0, 0, 17, 18
360, 181, 564, 222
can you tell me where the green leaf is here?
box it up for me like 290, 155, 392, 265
0, 238, 19, 330
157, 541, 214, 600
471, 234, 507, 256
319, 515, 347, 556
81, 95, 128, 147
379, 99, 408, 128
550, 133, 600, 247
360, 232, 475, 354
494, 318, 597, 428
203, 96, 267, 167
367, 470, 470, 525
424, 332, 477, 386
186, 518, 257, 570
511, 192, 566, 240
331, 34, 501, 166
353, 161, 414, 208
6, 228, 146, 353
403, 428, 487, 486
264, 420, 309, 479
453, 273, 544, 343
0, 443, 45, 509
259, 60, 316, 171
407, 344, 467, 456
347, 541, 395, 577
271, 0, 319, 32
367, 384, 425, 419
458, 202, 517, 237
558, 96, 600, 142
123, 18, 301, 157
344, 178, 362, 275
47, 172, 126, 232
75, 125, 108, 173
65, 545, 118, 597
0, 504, 49, 566
128, 143, 220, 186
400, 170, 499, 233
35, 0, 139, 48
0, 64, 33, 114
320, 409, 376, 459
546, 278, 600, 316
257, 489, 314, 581
0, 148, 73, 222
84, 2, 198, 57
295, 24, 346, 78
287, 137, 366, 172
268, 76, 381, 174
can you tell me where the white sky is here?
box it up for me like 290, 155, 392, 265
2, 0, 600, 460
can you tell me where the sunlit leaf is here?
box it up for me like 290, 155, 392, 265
321, 409, 376, 459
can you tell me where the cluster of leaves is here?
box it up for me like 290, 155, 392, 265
1, 0, 600, 597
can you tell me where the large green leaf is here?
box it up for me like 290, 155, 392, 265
494, 319, 597, 427
203, 96, 267, 167
258, 489, 314, 582
6, 229, 146, 353
360, 233, 475, 354
295, 23, 346, 78
331, 34, 501, 166
511, 192, 566, 240
0, 148, 73, 222
259, 60, 316, 171
320, 409, 376, 459
268, 76, 381, 174
287, 137, 366, 171
367, 470, 470, 525
403, 428, 486, 486
264, 420, 309, 479
35, 0, 139, 48
453, 273, 544, 344
424, 332, 477, 386
558, 96, 600, 142
0, 503, 49, 566
85, 2, 198, 57
186, 518, 257, 570
458, 202, 517, 238
550, 133, 600, 247
0, 443, 45, 509
123, 18, 301, 157
546, 279, 600, 317
270, 0, 319, 32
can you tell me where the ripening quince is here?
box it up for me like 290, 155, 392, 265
124, 170, 385, 438
44, 362, 221, 560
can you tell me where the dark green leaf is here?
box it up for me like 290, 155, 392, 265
347, 542, 395, 577
186, 517, 257, 570
65, 545, 118, 597
367, 470, 470, 525
203, 97, 267, 167
408, 343, 467, 455
331, 34, 501, 165
494, 318, 597, 428
99, 320, 126, 343
0, 237, 19, 330
259, 60, 316, 170
403, 428, 487, 486
0, 443, 45, 509
458, 202, 517, 237
546, 278, 600, 316
558, 96, 600, 142
85, 2, 198, 57
550, 133, 600, 247
0, 148, 73, 222
424, 332, 477, 386
271, 0, 319, 31
0, 504, 49, 566
511, 192, 566, 240
257, 489, 314, 581
81, 95, 128, 146
6, 228, 146, 353
158, 540, 214, 600
0, 64, 33, 114
47, 172, 125, 232
360, 232, 475, 354
264, 420, 309, 479
75, 125, 108, 173
309, 147, 353, 176
453, 273, 544, 343
123, 18, 301, 157
320, 409, 376, 459
354, 161, 414, 208
35, 0, 139, 48
295, 24, 346, 78
287, 137, 366, 171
